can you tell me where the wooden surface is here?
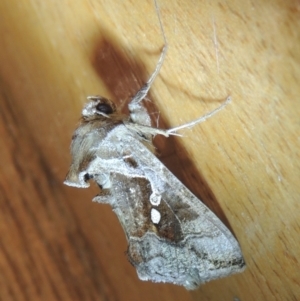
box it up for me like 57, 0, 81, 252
0, 0, 299, 300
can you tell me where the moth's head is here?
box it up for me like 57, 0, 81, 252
82, 96, 116, 120
64, 96, 120, 188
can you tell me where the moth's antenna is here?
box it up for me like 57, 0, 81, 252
146, 0, 168, 87
129, 0, 168, 106
154, 0, 167, 49
167, 96, 232, 135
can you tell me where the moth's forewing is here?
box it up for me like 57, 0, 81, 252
65, 112, 245, 289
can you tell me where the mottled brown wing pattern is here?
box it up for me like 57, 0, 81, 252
65, 110, 245, 289
64, 1, 245, 287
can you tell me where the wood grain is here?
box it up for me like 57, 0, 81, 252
0, 0, 299, 300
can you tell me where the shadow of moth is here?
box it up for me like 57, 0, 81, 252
64, 0, 245, 290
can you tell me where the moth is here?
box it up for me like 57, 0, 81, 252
64, 1, 245, 290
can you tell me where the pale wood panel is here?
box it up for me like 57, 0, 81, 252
0, 0, 299, 300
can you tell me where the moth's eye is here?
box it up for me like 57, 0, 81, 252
84, 173, 92, 182
96, 103, 114, 115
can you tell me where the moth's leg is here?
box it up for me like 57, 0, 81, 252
129, 1, 167, 126
125, 96, 231, 137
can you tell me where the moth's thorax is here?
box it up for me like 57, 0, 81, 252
65, 118, 123, 187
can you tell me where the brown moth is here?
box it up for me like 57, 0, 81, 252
64, 0, 245, 290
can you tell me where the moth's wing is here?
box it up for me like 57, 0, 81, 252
132, 155, 244, 288
92, 130, 245, 289
65, 123, 245, 289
